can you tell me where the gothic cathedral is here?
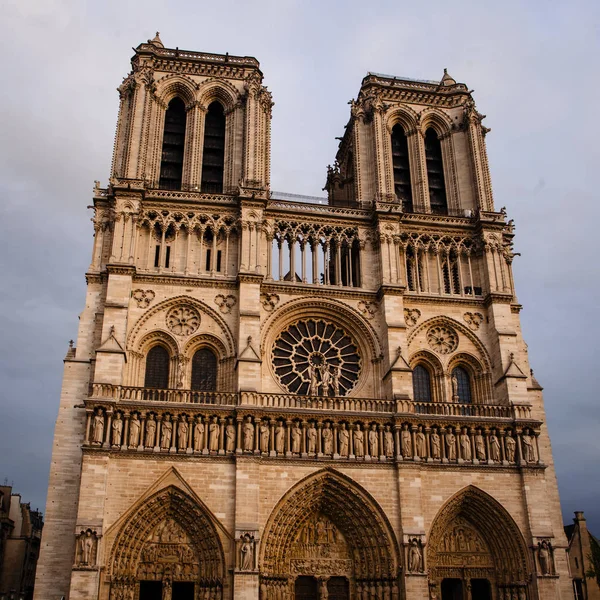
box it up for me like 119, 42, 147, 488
35, 34, 572, 600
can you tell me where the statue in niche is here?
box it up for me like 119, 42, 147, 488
319, 579, 329, 599
145, 414, 157, 448
260, 421, 270, 453
193, 417, 204, 451
243, 416, 254, 451
522, 429, 536, 462
451, 374, 460, 401
368, 423, 379, 456
275, 421, 285, 454
505, 431, 516, 462
431, 428, 441, 459
475, 430, 486, 460
320, 364, 332, 396
307, 422, 317, 453
384, 424, 394, 458
161, 415, 172, 449
408, 538, 423, 572
92, 408, 104, 445
489, 430, 500, 462
331, 364, 341, 396
538, 540, 552, 575
460, 428, 472, 460
240, 534, 254, 571
209, 417, 220, 452
339, 423, 349, 456
111, 412, 123, 447
177, 416, 188, 451
401, 424, 412, 457
415, 425, 426, 458
308, 364, 320, 397
446, 429, 456, 460
291, 422, 302, 453
225, 419, 235, 452
354, 424, 364, 457
322, 422, 333, 455
129, 413, 141, 448
78, 529, 96, 566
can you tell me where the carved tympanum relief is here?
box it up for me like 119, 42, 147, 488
404, 308, 421, 327
463, 311, 484, 331
166, 305, 200, 336
431, 517, 493, 569
271, 319, 361, 397
427, 325, 458, 355
132, 289, 155, 308
214, 294, 236, 314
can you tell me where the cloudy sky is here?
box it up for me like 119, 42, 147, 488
1, 0, 599, 534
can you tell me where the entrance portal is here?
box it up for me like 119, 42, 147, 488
471, 579, 492, 600
295, 576, 318, 600
441, 578, 463, 600
327, 576, 349, 599
139, 581, 162, 600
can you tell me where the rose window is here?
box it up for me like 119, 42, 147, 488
166, 305, 200, 336
427, 325, 458, 354
271, 319, 361, 396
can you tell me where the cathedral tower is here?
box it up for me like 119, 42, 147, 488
35, 35, 572, 600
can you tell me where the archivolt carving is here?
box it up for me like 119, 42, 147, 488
427, 486, 531, 586
418, 107, 453, 137
136, 330, 180, 357
128, 295, 235, 357
108, 486, 225, 588
409, 350, 444, 376
154, 73, 198, 108
260, 469, 400, 580
197, 78, 239, 112
384, 104, 420, 134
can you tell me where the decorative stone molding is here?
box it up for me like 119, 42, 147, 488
214, 294, 236, 314
463, 311, 484, 330
260, 292, 280, 312
404, 308, 421, 327
132, 289, 155, 308
357, 300, 378, 319
165, 305, 201, 337
427, 325, 458, 355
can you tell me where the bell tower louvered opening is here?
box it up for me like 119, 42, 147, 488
159, 97, 187, 190
425, 128, 447, 215
201, 102, 225, 193
391, 124, 413, 212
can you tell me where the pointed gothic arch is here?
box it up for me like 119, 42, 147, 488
427, 486, 532, 599
260, 469, 401, 597
108, 485, 226, 599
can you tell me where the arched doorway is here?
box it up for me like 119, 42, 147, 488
108, 486, 225, 599
260, 469, 400, 599
427, 486, 531, 600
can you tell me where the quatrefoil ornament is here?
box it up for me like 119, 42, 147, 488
214, 294, 237, 314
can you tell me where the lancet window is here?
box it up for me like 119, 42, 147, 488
144, 346, 170, 389
413, 365, 432, 402
270, 223, 361, 288
159, 97, 187, 190
391, 124, 413, 212
201, 102, 226, 193
191, 348, 217, 392
452, 366, 472, 403
425, 128, 447, 214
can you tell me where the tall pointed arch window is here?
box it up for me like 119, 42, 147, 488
159, 97, 187, 190
425, 128, 447, 214
144, 346, 170, 389
413, 365, 432, 402
391, 124, 413, 212
191, 348, 217, 391
201, 102, 225, 193
451, 366, 472, 403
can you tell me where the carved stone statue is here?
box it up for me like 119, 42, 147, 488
319, 579, 328, 599
354, 424, 364, 457
307, 423, 317, 453
240, 534, 254, 571
161, 415, 172, 449
368, 423, 379, 457
243, 416, 254, 451
415, 425, 426, 458
460, 428, 472, 460
322, 422, 333, 455
177, 416, 188, 451
505, 431, 516, 462
78, 529, 96, 566
291, 422, 302, 453
193, 417, 205, 452
320, 364, 332, 396
339, 423, 349, 456
331, 365, 341, 396
489, 430, 500, 462
209, 417, 220, 452
129, 413, 141, 448
538, 540, 552, 575
384, 425, 394, 458
275, 421, 285, 454
431, 429, 441, 459
475, 431, 486, 460
92, 408, 104, 445
260, 421, 270, 453
111, 412, 123, 447
401, 424, 412, 457
308, 364, 320, 397
522, 429, 536, 462
408, 538, 423, 572
451, 374, 459, 401
446, 429, 456, 460
225, 420, 235, 452
145, 414, 156, 448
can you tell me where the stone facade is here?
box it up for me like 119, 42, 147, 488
565, 512, 600, 600
35, 34, 572, 600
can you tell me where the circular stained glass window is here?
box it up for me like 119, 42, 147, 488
271, 319, 361, 396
